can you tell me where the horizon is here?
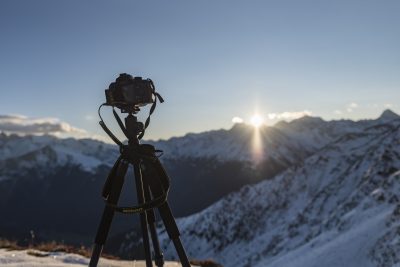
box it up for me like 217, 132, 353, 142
0, 108, 397, 142
1, 1, 399, 140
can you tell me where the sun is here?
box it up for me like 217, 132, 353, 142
250, 114, 264, 128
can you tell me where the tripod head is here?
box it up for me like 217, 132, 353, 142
125, 112, 144, 144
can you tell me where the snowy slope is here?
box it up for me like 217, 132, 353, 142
154, 117, 400, 267
0, 134, 118, 175
0, 249, 184, 267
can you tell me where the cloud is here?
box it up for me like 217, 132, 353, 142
346, 102, 358, 112
0, 114, 89, 138
384, 103, 393, 108
349, 102, 358, 108
334, 110, 343, 115
267, 110, 312, 121
232, 116, 244, 123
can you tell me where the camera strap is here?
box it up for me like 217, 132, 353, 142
98, 95, 164, 143
98, 103, 123, 147
98, 103, 169, 214
138, 91, 164, 140
112, 108, 129, 138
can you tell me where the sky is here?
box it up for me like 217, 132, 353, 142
0, 0, 399, 140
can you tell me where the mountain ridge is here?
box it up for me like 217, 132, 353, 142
1, 110, 399, 259
149, 117, 400, 267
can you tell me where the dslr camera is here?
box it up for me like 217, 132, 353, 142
105, 73, 155, 111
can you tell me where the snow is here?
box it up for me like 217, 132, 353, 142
148, 118, 400, 267
0, 249, 185, 267
148, 111, 399, 163
257, 207, 392, 267
2, 111, 400, 266
0, 135, 118, 174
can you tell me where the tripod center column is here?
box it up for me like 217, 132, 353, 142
125, 113, 144, 145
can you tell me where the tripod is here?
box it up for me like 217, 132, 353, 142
89, 112, 191, 267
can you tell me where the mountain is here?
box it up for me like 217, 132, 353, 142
145, 113, 400, 267
0, 110, 398, 256
149, 109, 397, 162
379, 109, 400, 122
0, 134, 118, 174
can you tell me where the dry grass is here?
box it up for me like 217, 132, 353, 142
0, 238, 21, 250
190, 259, 224, 267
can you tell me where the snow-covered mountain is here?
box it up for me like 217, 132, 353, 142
148, 110, 396, 165
1, 110, 398, 261
152, 113, 400, 267
0, 134, 118, 176
149, 115, 360, 162
0, 109, 393, 173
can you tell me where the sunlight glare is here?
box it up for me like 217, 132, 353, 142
250, 114, 264, 128
251, 122, 264, 164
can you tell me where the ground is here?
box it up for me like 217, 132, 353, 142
0, 249, 186, 267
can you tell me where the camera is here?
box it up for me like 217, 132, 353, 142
105, 73, 154, 111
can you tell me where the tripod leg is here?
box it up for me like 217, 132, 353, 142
158, 203, 191, 267
143, 182, 165, 267
89, 159, 129, 267
133, 163, 153, 267
141, 157, 191, 267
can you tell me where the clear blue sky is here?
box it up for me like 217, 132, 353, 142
1, 0, 399, 140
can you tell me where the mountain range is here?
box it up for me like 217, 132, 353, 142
99, 109, 400, 266
137, 110, 399, 267
0, 110, 399, 266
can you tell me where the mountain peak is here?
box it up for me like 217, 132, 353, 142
378, 109, 399, 121
286, 115, 325, 128
296, 115, 324, 123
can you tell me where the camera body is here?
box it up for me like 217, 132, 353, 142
105, 73, 154, 111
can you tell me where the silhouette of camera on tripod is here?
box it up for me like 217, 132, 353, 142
89, 74, 191, 267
